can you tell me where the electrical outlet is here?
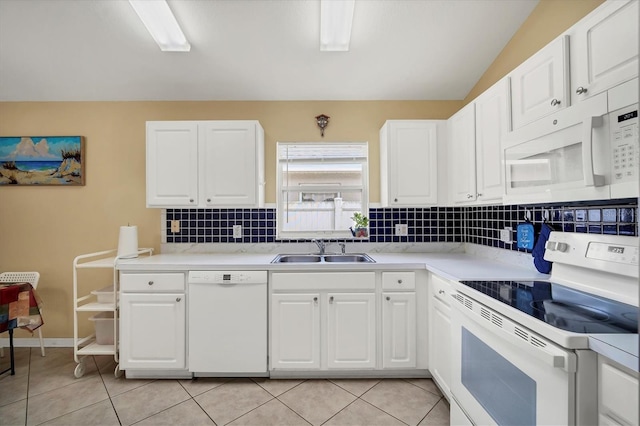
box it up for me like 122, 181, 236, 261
395, 224, 408, 236
500, 227, 513, 243
233, 225, 242, 238
170, 220, 180, 233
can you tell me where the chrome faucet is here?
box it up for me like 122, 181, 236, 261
312, 239, 326, 255
338, 243, 346, 254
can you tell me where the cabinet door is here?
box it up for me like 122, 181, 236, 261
474, 78, 510, 202
382, 292, 416, 369
381, 121, 439, 206
449, 103, 477, 203
270, 293, 320, 370
511, 36, 569, 130
571, 0, 638, 103
429, 296, 451, 397
119, 293, 186, 370
327, 293, 376, 369
200, 121, 260, 207
146, 121, 199, 207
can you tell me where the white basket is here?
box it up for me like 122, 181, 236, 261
89, 312, 116, 345
91, 285, 117, 303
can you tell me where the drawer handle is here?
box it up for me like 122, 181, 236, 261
148, 281, 154, 286
438, 290, 445, 295
329, 296, 334, 303
386, 296, 391, 301
176, 297, 181, 302
397, 279, 403, 284
313, 296, 318, 303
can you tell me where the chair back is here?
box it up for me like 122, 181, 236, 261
0, 272, 40, 289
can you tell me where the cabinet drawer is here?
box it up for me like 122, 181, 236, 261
382, 272, 415, 290
431, 274, 453, 305
271, 272, 375, 291
120, 273, 185, 292
600, 358, 639, 425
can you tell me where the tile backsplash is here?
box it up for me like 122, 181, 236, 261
165, 198, 637, 252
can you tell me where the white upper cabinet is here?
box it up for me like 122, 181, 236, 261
474, 78, 510, 203
199, 121, 265, 207
146, 120, 264, 208
146, 121, 199, 207
380, 120, 441, 206
510, 36, 570, 130
570, 0, 639, 104
448, 103, 477, 203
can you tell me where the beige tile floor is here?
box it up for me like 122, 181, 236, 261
0, 347, 450, 426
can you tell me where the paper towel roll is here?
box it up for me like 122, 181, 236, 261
117, 225, 139, 259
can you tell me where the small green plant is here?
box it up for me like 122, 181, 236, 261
351, 212, 369, 228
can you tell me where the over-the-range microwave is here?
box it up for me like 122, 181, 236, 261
502, 78, 638, 204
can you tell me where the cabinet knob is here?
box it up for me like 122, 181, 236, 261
176, 297, 182, 302
329, 296, 334, 303
386, 296, 391, 301
397, 279, 403, 284
207, 198, 211, 202
313, 296, 318, 303
394, 198, 398, 202
438, 290, 445, 295
466, 194, 473, 199
189, 199, 194, 203
550, 98, 561, 106
477, 193, 483, 197
576, 86, 588, 95
148, 281, 154, 286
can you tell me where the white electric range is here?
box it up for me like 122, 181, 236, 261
448, 232, 638, 425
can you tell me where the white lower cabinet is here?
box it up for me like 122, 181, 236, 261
598, 356, 639, 425
119, 273, 186, 372
270, 293, 320, 370
382, 292, 416, 368
327, 293, 376, 369
429, 273, 453, 398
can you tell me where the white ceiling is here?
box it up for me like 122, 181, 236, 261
0, 0, 539, 102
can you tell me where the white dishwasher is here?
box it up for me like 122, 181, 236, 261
188, 270, 267, 376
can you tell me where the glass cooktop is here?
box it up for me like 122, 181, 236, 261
459, 280, 638, 334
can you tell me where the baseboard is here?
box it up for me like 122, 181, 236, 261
0, 337, 74, 347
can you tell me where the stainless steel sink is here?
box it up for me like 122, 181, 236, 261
271, 253, 375, 263
323, 254, 375, 263
272, 254, 322, 263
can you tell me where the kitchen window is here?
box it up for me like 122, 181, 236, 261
276, 142, 369, 239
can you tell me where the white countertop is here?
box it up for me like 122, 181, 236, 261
116, 249, 635, 369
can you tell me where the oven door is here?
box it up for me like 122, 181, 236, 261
450, 291, 577, 426
503, 91, 609, 204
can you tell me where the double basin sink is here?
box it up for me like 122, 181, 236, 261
272, 253, 375, 263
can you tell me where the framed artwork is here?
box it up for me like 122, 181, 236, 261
0, 136, 85, 185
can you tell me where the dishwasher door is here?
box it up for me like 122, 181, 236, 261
188, 271, 267, 376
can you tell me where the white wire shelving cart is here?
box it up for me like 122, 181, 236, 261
72, 248, 153, 378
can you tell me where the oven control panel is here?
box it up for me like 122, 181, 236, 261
586, 242, 639, 265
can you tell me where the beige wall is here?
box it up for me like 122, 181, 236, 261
464, 0, 604, 103
0, 0, 605, 339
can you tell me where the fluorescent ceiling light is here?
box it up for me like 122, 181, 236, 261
320, 0, 355, 51
129, 0, 190, 52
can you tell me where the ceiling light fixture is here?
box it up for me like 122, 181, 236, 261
129, 0, 190, 52
320, 0, 355, 51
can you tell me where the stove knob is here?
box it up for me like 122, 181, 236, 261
556, 242, 569, 252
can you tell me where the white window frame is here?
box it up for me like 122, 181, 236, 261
276, 142, 369, 240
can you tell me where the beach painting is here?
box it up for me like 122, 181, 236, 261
0, 136, 85, 185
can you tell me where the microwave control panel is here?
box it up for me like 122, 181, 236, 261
610, 105, 639, 183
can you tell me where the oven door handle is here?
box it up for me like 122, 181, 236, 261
452, 292, 576, 373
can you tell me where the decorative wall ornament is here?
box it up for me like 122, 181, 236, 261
0, 136, 85, 185
315, 114, 330, 137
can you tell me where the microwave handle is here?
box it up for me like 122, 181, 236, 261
582, 115, 605, 187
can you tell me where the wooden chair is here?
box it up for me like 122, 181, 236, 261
0, 272, 45, 357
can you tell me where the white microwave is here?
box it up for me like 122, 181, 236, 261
503, 78, 638, 204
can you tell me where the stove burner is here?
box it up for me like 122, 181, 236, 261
460, 280, 638, 334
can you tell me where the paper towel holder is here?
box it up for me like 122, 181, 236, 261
117, 225, 139, 259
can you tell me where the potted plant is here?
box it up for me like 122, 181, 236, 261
350, 212, 369, 238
